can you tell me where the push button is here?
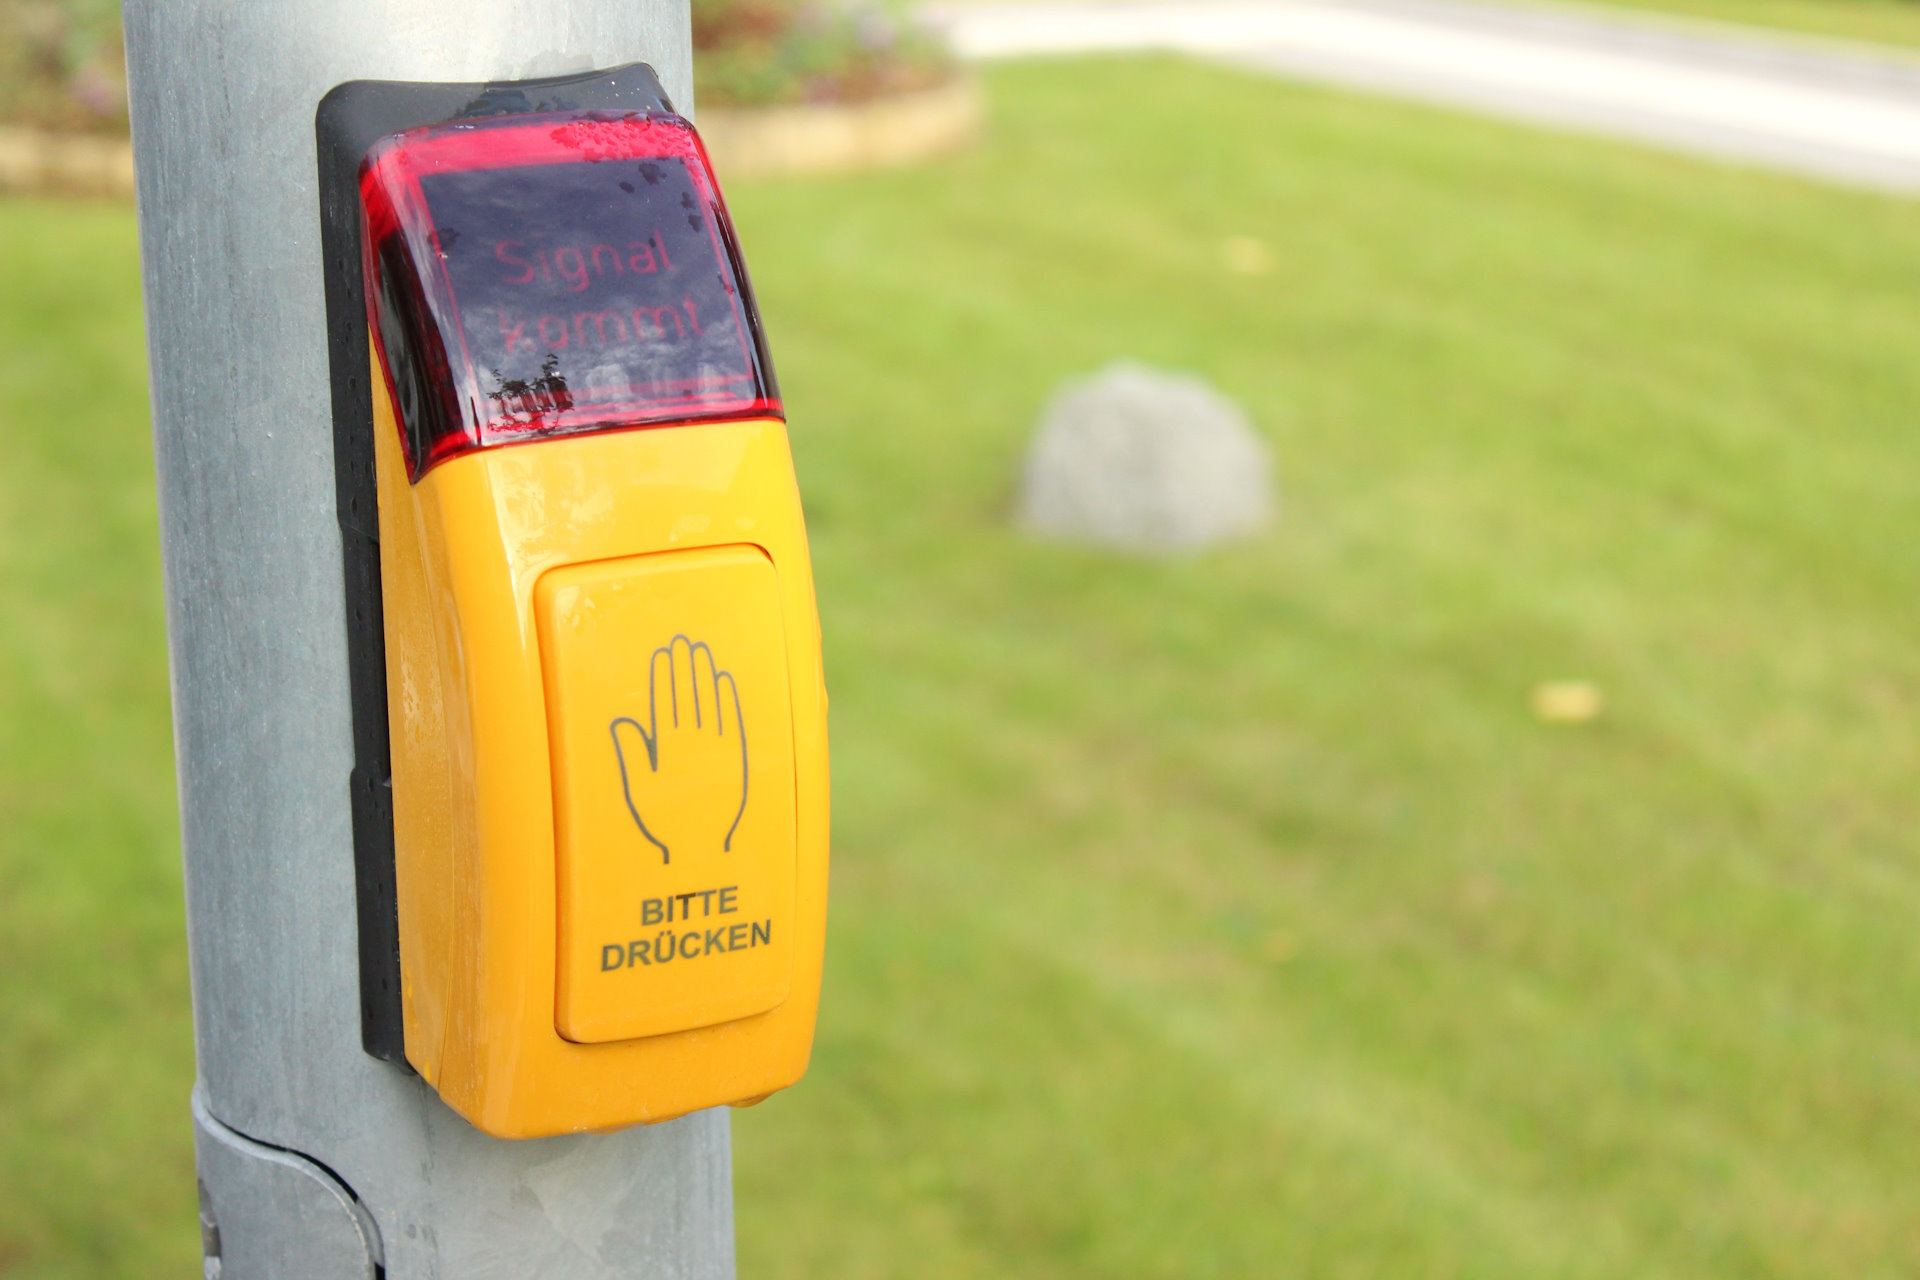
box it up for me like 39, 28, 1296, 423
536, 545, 797, 1044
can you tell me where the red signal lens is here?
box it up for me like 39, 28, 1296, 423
360, 111, 780, 480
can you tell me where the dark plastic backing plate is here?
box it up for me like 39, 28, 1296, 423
316, 63, 676, 1064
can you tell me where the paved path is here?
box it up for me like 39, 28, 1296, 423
935, 0, 1920, 192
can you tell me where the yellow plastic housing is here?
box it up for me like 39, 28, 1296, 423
371, 345, 829, 1138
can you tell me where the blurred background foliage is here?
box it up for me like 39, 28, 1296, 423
691, 0, 956, 106
0, 0, 125, 133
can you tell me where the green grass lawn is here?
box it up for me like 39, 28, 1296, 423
0, 191, 191, 1272
5, 55, 1920, 1279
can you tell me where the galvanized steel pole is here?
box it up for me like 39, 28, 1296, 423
121, 3, 732, 1276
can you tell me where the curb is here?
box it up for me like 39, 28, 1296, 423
697, 75, 983, 178
0, 125, 136, 199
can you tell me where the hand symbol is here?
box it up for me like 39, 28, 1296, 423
610, 635, 748, 864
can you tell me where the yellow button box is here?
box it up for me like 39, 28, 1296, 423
536, 546, 797, 1045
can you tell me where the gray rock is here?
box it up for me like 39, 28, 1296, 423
1018, 362, 1273, 553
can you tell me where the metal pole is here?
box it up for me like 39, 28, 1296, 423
121, 4, 731, 1276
